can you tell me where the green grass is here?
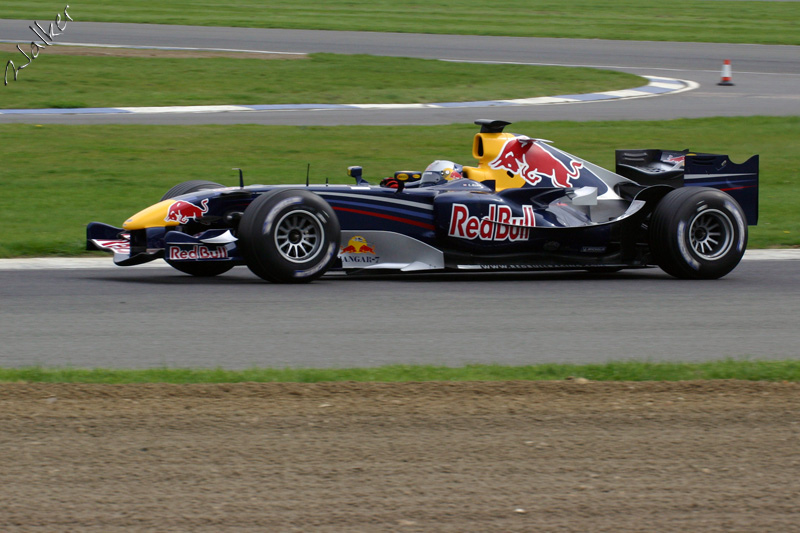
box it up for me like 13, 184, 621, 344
0, 53, 641, 109
0, 117, 797, 257
2, 359, 799, 384
1, 1, 798, 45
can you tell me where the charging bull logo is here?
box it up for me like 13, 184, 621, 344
339, 236, 379, 266
340, 236, 376, 255
489, 138, 583, 188
165, 198, 209, 224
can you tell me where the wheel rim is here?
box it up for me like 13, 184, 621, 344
274, 210, 323, 263
688, 209, 734, 260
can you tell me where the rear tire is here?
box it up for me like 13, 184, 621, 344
649, 187, 747, 279
239, 190, 340, 283
161, 180, 224, 201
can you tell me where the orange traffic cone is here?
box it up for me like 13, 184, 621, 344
718, 59, 734, 86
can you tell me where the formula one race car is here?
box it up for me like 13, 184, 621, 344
87, 119, 758, 282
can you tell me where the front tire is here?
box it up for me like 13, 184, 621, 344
649, 187, 747, 279
239, 190, 340, 283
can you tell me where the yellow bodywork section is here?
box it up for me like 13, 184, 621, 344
462, 131, 527, 191
123, 200, 179, 230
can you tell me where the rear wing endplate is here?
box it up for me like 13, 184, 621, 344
615, 149, 759, 225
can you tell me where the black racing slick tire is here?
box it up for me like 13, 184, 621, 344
238, 190, 340, 283
649, 187, 747, 279
161, 180, 225, 201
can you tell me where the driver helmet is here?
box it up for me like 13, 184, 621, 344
420, 160, 463, 186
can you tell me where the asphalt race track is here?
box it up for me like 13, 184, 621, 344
0, 22, 798, 125
1, 22, 798, 368
1, 258, 798, 368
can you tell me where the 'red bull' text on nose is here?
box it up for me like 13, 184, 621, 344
168, 245, 228, 261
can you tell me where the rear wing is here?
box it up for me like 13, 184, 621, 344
615, 149, 759, 225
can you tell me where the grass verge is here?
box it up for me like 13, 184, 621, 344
2, 360, 799, 384
1, 117, 797, 257
0, 52, 641, 109
1, 1, 798, 45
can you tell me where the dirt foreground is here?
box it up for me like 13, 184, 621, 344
1, 380, 799, 532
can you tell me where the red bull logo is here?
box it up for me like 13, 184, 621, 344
448, 203, 535, 242
340, 236, 376, 255
339, 236, 380, 265
489, 138, 583, 188
665, 154, 686, 165
168, 245, 228, 261
165, 198, 209, 224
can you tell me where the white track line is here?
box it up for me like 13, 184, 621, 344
0, 40, 306, 56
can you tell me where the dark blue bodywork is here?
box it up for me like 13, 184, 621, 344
87, 123, 758, 277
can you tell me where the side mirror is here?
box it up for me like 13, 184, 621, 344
347, 166, 369, 186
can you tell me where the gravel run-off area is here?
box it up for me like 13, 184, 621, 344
1, 380, 799, 532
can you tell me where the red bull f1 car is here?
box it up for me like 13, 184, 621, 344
87, 120, 758, 282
